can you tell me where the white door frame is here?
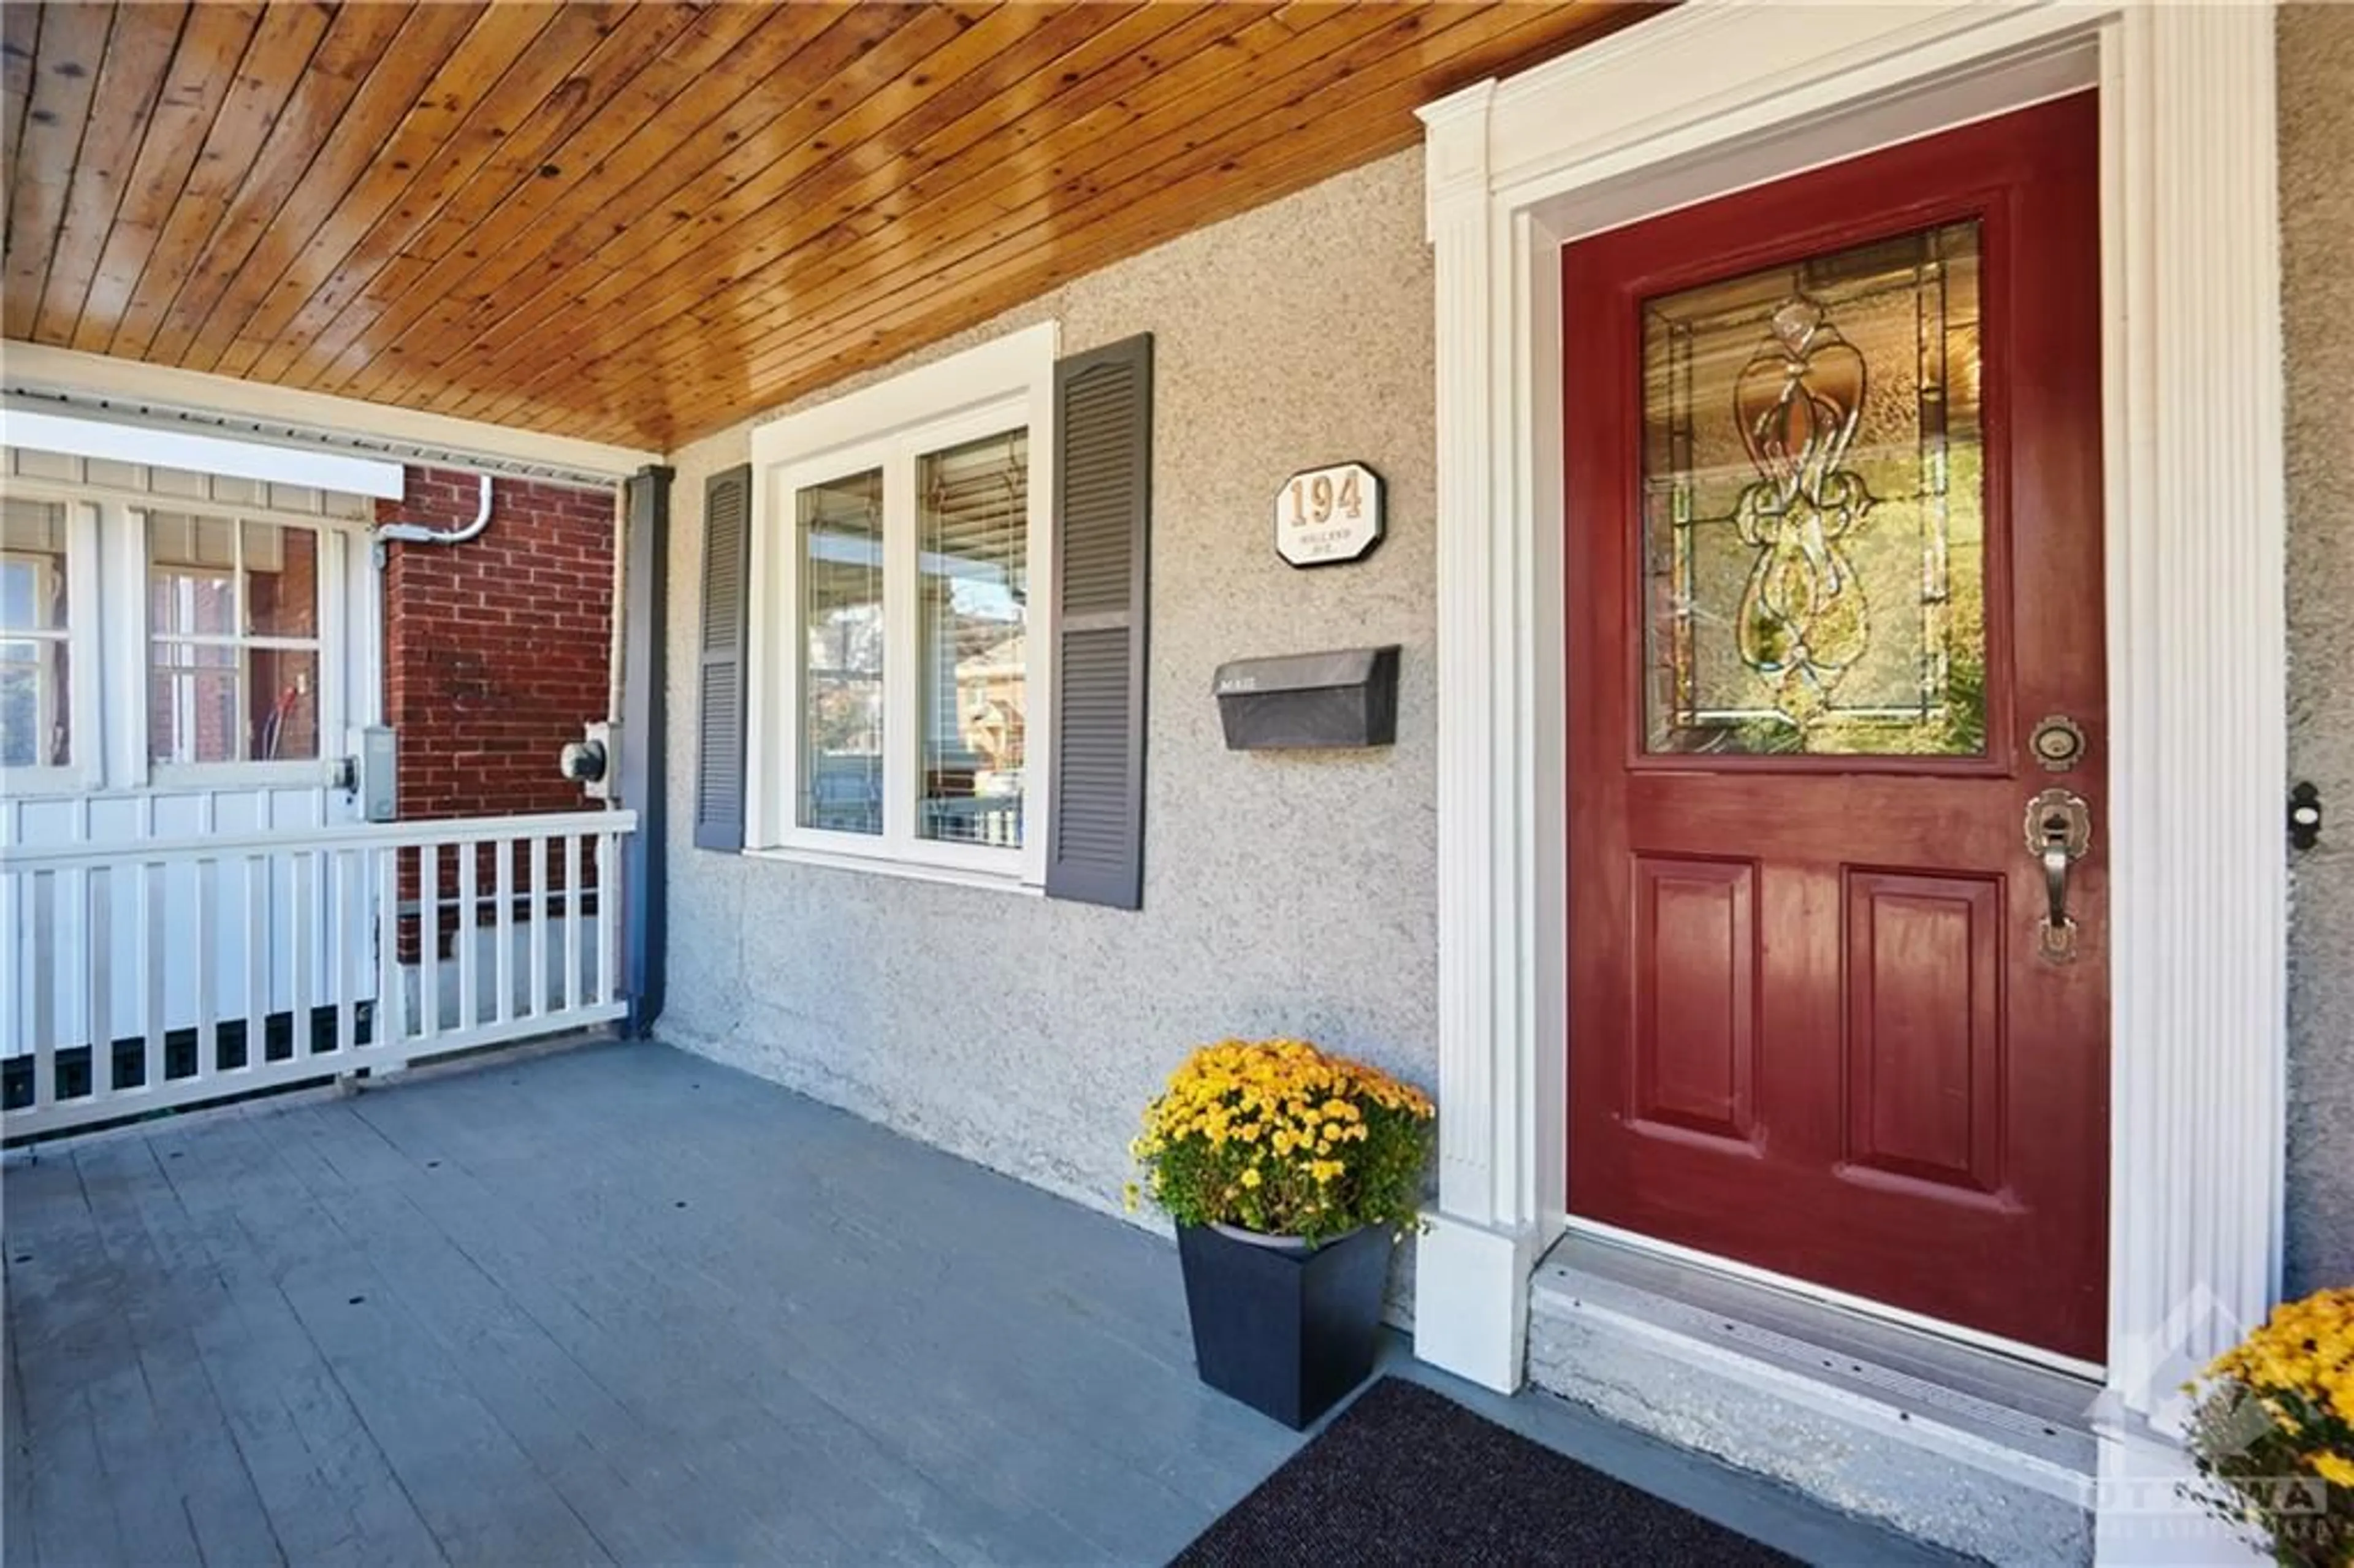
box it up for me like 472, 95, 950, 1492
1411, 0, 2285, 1442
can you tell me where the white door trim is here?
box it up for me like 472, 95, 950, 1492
1412, 0, 2284, 1466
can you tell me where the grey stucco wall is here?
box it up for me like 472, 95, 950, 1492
2280, 4, 2354, 1298
658, 31, 2353, 1303
660, 150, 1438, 1227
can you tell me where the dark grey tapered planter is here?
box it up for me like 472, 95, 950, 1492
1175, 1221, 1392, 1429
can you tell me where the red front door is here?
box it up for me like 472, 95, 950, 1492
1564, 96, 2109, 1361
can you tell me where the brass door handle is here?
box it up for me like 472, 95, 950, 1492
2041, 840, 2072, 932
2025, 788, 2092, 962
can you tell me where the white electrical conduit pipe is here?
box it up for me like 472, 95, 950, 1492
373, 473, 493, 547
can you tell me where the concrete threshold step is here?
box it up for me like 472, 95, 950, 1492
1526, 1233, 2100, 1566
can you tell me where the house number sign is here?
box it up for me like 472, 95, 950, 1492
1274, 462, 1384, 568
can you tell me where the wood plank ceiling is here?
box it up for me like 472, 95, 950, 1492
2, 2, 1648, 451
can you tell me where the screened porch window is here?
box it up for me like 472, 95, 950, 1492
1, 498, 73, 769
148, 514, 323, 764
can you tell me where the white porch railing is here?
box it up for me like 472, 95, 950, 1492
1, 809, 636, 1140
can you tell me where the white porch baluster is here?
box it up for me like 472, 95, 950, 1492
194, 858, 218, 1082
562, 834, 582, 1012
243, 855, 267, 1067
87, 866, 111, 1097
290, 851, 314, 1056
335, 849, 358, 1056
457, 844, 479, 1033
595, 826, 620, 1008
141, 861, 164, 1094
1, 812, 637, 1139
376, 844, 403, 1048
495, 841, 516, 1026
528, 835, 550, 1019
30, 870, 55, 1111
419, 843, 440, 1041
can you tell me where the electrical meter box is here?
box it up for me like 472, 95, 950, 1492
356, 726, 397, 821
560, 721, 620, 801
1213, 646, 1400, 750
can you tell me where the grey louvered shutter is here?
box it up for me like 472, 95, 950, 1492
693, 463, 752, 851
1046, 335, 1152, 909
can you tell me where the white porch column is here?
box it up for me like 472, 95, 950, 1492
1412, 81, 1564, 1393
2099, 0, 2287, 1429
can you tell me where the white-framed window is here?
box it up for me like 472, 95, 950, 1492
1, 496, 83, 778
748, 323, 1057, 889
145, 510, 327, 767
0, 454, 368, 793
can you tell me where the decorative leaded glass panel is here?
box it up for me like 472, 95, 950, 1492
1641, 221, 1987, 756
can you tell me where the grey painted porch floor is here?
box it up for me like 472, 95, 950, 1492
2, 1040, 1960, 1567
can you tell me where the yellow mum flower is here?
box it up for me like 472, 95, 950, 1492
2314, 1452, 2354, 1488
1129, 1037, 1434, 1242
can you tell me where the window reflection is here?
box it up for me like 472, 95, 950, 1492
147, 512, 322, 763
798, 470, 885, 834
1, 498, 72, 768
918, 430, 1028, 849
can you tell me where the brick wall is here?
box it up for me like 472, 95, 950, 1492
380, 467, 614, 820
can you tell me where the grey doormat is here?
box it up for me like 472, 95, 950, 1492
1171, 1377, 1799, 1567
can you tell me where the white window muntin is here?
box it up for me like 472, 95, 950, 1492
748, 323, 1057, 889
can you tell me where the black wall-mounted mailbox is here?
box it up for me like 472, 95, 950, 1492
1214, 645, 1400, 750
